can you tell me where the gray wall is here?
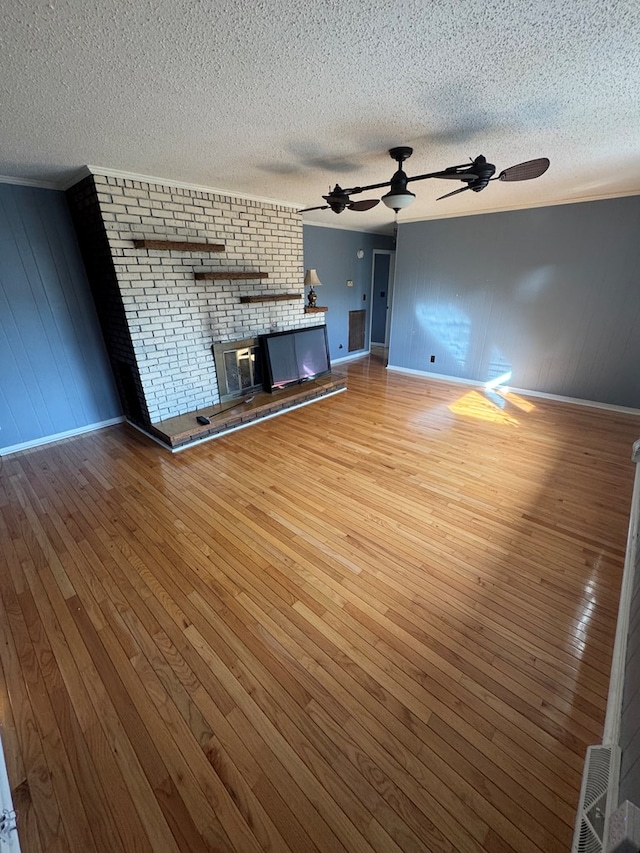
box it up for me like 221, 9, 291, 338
303, 225, 394, 361
0, 183, 121, 452
389, 196, 640, 408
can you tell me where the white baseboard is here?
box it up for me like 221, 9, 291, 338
0, 416, 125, 457
387, 365, 482, 386
332, 351, 370, 365
386, 364, 640, 416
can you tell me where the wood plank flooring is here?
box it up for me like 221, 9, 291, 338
1, 353, 639, 852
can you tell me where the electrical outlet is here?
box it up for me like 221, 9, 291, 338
430, 355, 436, 363
346, 279, 353, 287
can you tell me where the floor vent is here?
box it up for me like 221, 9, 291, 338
573, 745, 620, 853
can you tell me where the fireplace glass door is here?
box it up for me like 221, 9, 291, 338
213, 338, 263, 402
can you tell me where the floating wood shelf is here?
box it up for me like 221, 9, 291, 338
304, 306, 328, 313
195, 271, 269, 281
132, 239, 225, 253
239, 293, 299, 304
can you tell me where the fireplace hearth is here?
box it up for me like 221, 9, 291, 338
149, 372, 347, 450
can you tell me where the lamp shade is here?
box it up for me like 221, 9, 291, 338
304, 269, 322, 286
382, 164, 416, 213
381, 189, 416, 212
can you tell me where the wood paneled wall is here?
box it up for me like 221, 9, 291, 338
0, 183, 121, 451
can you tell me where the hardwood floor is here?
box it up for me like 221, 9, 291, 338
1, 353, 639, 852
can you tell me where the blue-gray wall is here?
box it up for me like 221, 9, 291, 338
303, 225, 394, 361
0, 183, 121, 452
4, 189, 640, 455
389, 196, 640, 408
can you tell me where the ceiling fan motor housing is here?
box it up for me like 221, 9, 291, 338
323, 183, 351, 213
470, 156, 496, 191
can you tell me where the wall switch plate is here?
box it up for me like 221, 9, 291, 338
346, 280, 353, 287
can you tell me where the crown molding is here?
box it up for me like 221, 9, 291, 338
396, 187, 640, 225
302, 219, 394, 236
62, 165, 301, 210
302, 188, 640, 232
0, 174, 60, 190
4, 167, 639, 224
59, 166, 93, 190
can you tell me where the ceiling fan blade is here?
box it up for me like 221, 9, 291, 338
299, 205, 329, 213
432, 171, 479, 181
437, 186, 472, 201
348, 199, 380, 211
497, 158, 550, 182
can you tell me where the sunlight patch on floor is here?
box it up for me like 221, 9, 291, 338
497, 389, 537, 413
448, 390, 520, 426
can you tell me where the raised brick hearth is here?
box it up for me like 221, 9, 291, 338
147, 374, 346, 450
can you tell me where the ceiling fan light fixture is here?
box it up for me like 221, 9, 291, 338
382, 158, 416, 212
381, 188, 416, 212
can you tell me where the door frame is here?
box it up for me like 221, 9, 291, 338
369, 249, 396, 348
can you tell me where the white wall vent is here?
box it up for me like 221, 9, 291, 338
0, 736, 19, 851
573, 745, 620, 853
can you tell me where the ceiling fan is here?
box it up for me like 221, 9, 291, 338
301, 146, 550, 214
302, 184, 381, 214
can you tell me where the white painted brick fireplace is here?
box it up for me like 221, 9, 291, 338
68, 173, 322, 425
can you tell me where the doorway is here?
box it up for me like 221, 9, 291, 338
370, 250, 395, 347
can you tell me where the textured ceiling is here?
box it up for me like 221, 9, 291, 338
2, 0, 639, 233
